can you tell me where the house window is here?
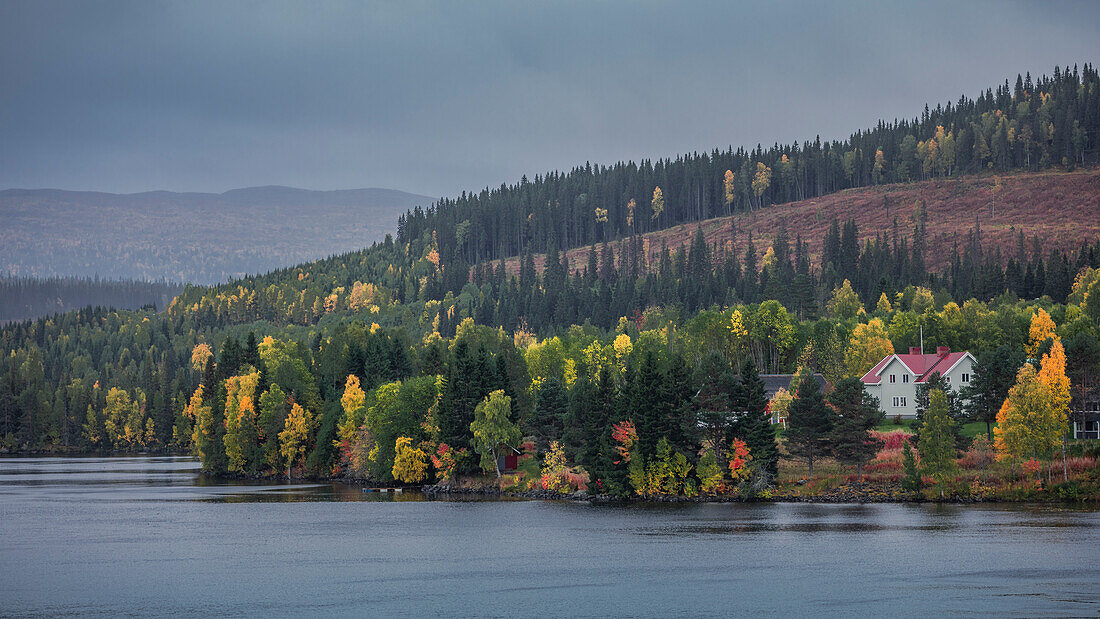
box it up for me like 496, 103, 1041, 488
893, 397, 907, 407
889, 374, 896, 384
900, 397, 907, 407
962, 373, 970, 383
903, 375, 910, 384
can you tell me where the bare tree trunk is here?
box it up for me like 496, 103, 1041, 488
1062, 434, 1068, 482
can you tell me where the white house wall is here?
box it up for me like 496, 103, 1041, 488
867, 353, 976, 419
873, 357, 918, 417
940, 355, 976, 394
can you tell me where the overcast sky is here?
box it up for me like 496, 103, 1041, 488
1, 1, 1097, 197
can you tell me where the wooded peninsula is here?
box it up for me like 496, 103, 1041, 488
3, 65, 1099, 503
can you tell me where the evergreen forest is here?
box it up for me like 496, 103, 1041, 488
2, 65, 1099, 498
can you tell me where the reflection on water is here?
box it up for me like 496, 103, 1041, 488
1, 456, 1098, 617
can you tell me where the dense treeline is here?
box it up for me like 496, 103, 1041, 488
1, 65, 1098, 498
166, 208, 1100, 338
0, 275, 183, 323
400, 65, 1100, 263
4, 268, 1099, 480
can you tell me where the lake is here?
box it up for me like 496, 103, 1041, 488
1, 456, 1097, 617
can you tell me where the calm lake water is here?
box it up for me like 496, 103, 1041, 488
1, 457, 1098, 617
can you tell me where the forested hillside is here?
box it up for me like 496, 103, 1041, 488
0, 276, 182, 323
1, 66, 1098, 500
0, 185, 432, 283
400, 64, 1099, 265
494, 168, 1100, 278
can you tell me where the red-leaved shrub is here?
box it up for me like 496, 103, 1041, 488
958, 435, 995, 470
870, 430, 912, 450
1067, 456, 1097, 474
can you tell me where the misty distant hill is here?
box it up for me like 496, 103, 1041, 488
0, 186, 433, 284
0, 275, 183, 324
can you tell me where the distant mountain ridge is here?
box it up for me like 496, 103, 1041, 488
0, 185, 433, 284
0, 185, 428, 208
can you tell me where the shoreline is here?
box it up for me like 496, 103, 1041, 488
419, 481, 1090, 505
3, 452, 1094, 505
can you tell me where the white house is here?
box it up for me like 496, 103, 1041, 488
861, 346, 976, 418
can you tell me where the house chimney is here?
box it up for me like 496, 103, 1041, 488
936, 346, 950, 357
909, 347, 921, 355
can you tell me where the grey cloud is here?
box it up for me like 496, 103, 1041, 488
1, 0, 1097, 197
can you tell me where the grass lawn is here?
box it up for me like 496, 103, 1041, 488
875, 418, 996, 440
875, 418, 914, 432
960, 421, 994, 439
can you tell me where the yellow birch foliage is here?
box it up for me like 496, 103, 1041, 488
1037, 339, 1071, 418
1026, 308, 1057, 358
994, 344, 1069, 464
540, 440, 570, 493
392, 436, 429, 483
752, 162, 772, 200
223, 372, 260, 472
190, 343, 213, 371
188, 385, 217, 461
843, 318, 895, 378
279, 403, 316, 476
336, 374, 367, 449
613, 334, 632, 375
827, 279, 862, 320
651, 186, 664, 221
762, 246, 777, 272
103, 387, 144, 450
769, 387, 793, 422
729, 309, 749, 353
876, 292, 893, 314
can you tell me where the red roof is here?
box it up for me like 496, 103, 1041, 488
861, 351, 969, 384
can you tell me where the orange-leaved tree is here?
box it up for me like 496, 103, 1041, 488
995, 340, 1070, 480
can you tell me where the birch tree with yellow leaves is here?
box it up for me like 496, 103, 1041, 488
1026, 308, 1058, 359
650, 186, 664, 225
995, 340, 1070, 481
335, 374, 367, 452
279, 403, 316, 479
751, 162, 771, 209
723, 169, 735, 214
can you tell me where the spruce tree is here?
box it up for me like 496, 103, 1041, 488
827, 377, 883, 482
693, 352, 735, 456
730, 359, 778, 477
532, 376, 567, 448
786, 370, 833, 478
661, 353, 697, 456
629, 352, 663, 457
960, 345, 1025, 440
562, 361, 595, 464
918, 389, 958, 498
